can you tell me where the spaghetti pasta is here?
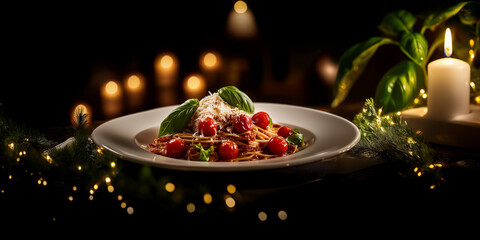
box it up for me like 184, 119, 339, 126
148, 89, 303, 162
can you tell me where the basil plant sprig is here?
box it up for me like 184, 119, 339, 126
158, 98, 199, 137
331, 1, 479, 114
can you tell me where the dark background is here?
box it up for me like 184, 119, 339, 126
0, 0, 451, 128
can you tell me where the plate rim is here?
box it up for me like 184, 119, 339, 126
91, 102, 360, 172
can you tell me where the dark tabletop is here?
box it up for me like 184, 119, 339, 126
2, 106, 479, 235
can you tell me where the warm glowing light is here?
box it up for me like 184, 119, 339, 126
117, 195, 123, 201
234, 0, 248, 14
110, 162, 116, 168
165, 182, 175, 192
102, 80, 123, 118
203, 193, 213, 204
227, 0, 257, 39
278, 210, 287, 221
475, 96, 480, 104
127, 75, 141, 89
71, 103, 92, 126
225, 196, 236, 208
160, 55, 174, 69
186, 203, 196, 213
317, 56, 338, 85
203, 52, 218, 68
187, 76, 201, 89
121, 202, 127, 208
183, 74, 207, 98
155, 53, 178, 88
105, 81, 119, 95
8, 143, 14, 150
127, 206, 134, 215
183, 74, 206, 99
77, 165, 82, 171
227, 184, 236, 194
444, 28, 452, 57
93, 184, 98, 190
107, 185, 114, 193
470, 39, 475, 48
105, 177, 111, 183
258, 211, 267, 221
68, 196, 74, 201
45, 154, 53, 164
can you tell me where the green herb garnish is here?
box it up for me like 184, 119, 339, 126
218, 86, 254, 114
194, 143, 214, 161
158, 98, 199, 137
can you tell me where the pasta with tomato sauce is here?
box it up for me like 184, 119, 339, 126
148, 89, 304, 162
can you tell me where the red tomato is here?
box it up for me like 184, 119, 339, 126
278, 126, 294, 138
218, 141, 239, 160
267, 136, 288, 155
198, 116, 217, 136
166, 138, 187, 158
252, 112, 271, 129
233, 114, 253, 133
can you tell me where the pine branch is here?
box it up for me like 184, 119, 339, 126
352, 98, 438, 175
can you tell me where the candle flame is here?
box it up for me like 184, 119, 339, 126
444, 28, 452, 57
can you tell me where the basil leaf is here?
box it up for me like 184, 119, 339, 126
268, 117, 273, 128
218, 86, 254, 114
331, 37, 396, 108
374, 61, 424, 114
195, 143, 213, 161
422, 1, 474, 33
285, 133, 304, 147
399, 32, 428, 66
158, 99, 199, 137
378, 10, 416, 37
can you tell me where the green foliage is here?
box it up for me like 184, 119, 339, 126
285, 129, 304, 147
378, 9, 416, 37
194, 143, 214, 161
421, 1, 473, 33
332, 1, 480, 112
218, 86, 255, 114
399, 32, 428, 65
375, 61, 424, 114
352, 98, 437, 175
158, 98, 199, 137
331, 37, 395, 108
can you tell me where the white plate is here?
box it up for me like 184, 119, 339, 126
91, 103, 360, 171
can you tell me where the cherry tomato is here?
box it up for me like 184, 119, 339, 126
233, 114, 253, 133
278, 126, 295, 138
267, 136, 288, 155
252, 112, 271, 129
198, 116, 217, 136
218, 140, 239, 160
166, 138, 187, 158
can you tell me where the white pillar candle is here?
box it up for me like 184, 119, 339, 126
427, 28, 470, 120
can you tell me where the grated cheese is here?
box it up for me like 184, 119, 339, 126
189, 92, 249, 133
